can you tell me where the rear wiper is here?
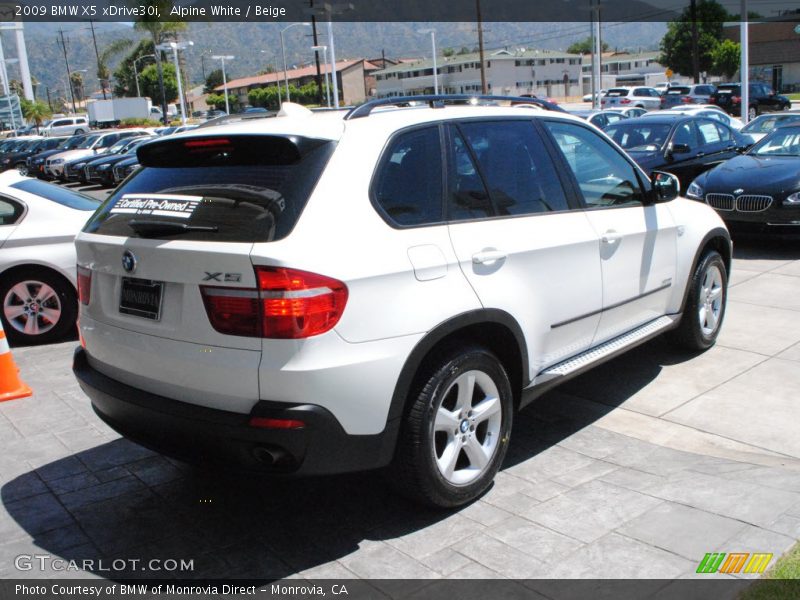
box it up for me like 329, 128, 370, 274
128, 219, 219, 237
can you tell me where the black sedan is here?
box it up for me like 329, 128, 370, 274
84, 136, 154, 186
604, 114, 752, 193
2, 137, 67, 175
686, 124, 800, 233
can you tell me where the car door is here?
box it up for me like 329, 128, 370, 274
696, 119, 739, 168
445, 119, 603, 375
662, 120, 708, 191
541, 119, 677, 344
0, 197, 24, 248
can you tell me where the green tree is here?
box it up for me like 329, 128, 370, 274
113, 39, 156, 97
248, 86, 281, 110
97, 39, 134, 94
566, 37, 609, 55
70, 72, 84, 102
711, 39, 740, 80
204, 69, 224, 94
658, 0, 730, 81
21, 99, 52, 128
442, 47, 455, 57
138, 63, 178, 105
206, 92, 240, 112
457, 47, 471, 55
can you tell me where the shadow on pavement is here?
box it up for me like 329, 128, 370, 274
0, 336, 694, 581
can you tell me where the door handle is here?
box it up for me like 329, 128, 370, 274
601, 231, 621, 245
696, 152, 705, 157
472, 250, 507, 265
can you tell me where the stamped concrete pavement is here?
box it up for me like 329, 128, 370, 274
0, 236, 799, 588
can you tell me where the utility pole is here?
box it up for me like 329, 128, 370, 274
89, 20, 106, 99
690, 0, 700, 83
592, 0, 602, 108
57, 29, 77, 114
476, 0, 487, 94
309, 0, 323, 105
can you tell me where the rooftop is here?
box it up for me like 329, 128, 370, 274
215, 59, 380, 92
375, 47, 583, 75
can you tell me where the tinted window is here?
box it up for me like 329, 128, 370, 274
373, 126, 443, 226
606, 89, 629, 97
84, 135, 335, 243
605, 122, 672, 151
449, 130, 493, 220
457, 120, 568, 217
97, 134, 120, 148
750, 128, 800, 156
52, 120, 70, 127
543, 120, 644, 208
667, 87, 691, 95
743, 114, 800, 134
0, 197, 24, 225
11, 180, 99, 211
672, 121, 698, 147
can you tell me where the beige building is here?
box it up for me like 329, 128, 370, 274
725, 18, 800, 92
215, 59, 380, 106
374, 48, 583, 99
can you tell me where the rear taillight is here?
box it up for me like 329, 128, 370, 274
732, 96, 741, 104
620, 98, 631, 104
248, 417, 306, 429
77, 266, 91, 305
681, 96, 693, 103
200, 267, 348, 339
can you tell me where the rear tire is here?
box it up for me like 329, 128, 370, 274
74, 129, 85, 135
669, 251, 727, 352
748, 106, 758, 120
0, 267, 77, 345
390, 346, 513, 508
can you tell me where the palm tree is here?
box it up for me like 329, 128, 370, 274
22, 100, 51, 132
97, 39, 134, 96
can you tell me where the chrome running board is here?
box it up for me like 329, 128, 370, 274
531, 315, 677, 385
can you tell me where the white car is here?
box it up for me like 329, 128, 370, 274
40, 116, 89, 137
45, 130, 148, 180
601, 86, 662, 110
0, 171, 99, 344
661, 106, 744, 130
73, 98, 731, 508
582, 89, 607, 103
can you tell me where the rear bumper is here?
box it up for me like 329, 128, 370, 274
73, 347, 398, 476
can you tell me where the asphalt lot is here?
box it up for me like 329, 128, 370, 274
1, 227, 800, 586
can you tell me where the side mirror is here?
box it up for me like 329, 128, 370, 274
651, 171, 680, 203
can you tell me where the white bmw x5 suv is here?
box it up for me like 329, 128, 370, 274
73, 97, 730, 507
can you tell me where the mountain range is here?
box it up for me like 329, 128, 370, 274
0, 21, 667, 101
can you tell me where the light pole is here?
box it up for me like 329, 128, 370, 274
133, 54, 155, 98
311, 45, 330, 107
211, 55, 234, 115
157, 40, 193, 125
280, 22, 311, 102
417, 29, 439, 95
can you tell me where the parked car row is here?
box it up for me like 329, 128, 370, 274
585, 83, 792, 121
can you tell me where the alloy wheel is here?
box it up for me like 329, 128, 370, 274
3, 280, 62, 337
698, 264, 723, 337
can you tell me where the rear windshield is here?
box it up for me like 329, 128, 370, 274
11, 179, 100, 211
606, 89, 629, 97
666, 87, 691, 95
83, 134, 335, 242
716, 85, 739, 93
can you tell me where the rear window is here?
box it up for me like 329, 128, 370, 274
11, 179, 100, 211
83, 135, 335, 243
606, 89, 629, 97
667, 87, 691, 95
716, 85, 738, 94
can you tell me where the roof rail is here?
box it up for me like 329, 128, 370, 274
195, 111, 277, 129
344, 94, 565, 120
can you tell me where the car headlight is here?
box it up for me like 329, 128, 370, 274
785, 192, 800, 206
1, 158, 11, 164
686, 180, 704, 200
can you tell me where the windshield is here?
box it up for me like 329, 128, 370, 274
77, 135, 101, 149
11, 179, 100, 210
750, 128, 800, 157
63, 136, 87, 149
605, 122, 672, 151
108, 139, 132, 153
743, 115, 800, 134
666, 87, 691, 95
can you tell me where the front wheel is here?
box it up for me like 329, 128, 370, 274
73, 129, 85, 135
391, 346, 514, 508
669, 250, 727, 351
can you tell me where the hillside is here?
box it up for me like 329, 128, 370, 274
3, 21, 667, 101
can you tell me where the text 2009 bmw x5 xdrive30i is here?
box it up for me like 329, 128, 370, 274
73, 97, 731, 507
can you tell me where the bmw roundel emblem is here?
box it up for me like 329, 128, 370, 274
122, 250, 137, 273
734, 188, 744, 195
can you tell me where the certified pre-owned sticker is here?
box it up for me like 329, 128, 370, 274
110, 194, 203, 219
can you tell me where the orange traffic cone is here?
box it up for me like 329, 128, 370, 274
0, 320, 32, 402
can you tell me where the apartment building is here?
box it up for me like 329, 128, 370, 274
374, 48, 583, 99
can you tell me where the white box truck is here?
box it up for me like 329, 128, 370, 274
87, 98, 154, 127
